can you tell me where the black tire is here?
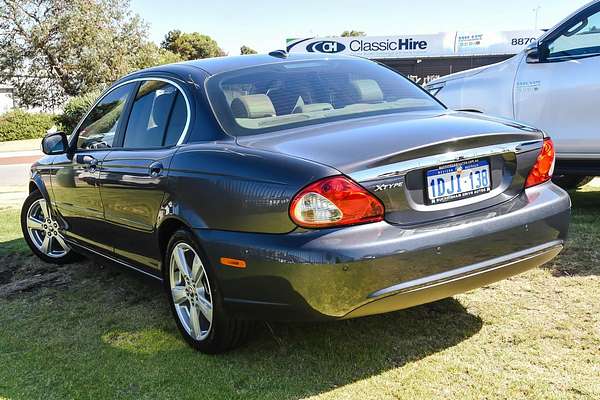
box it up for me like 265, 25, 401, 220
20, 189, 80, 265
163, 229, 250, 353
552, 175, 594, 190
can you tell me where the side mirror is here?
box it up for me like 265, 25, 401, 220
526, 42, 549, 64
41, 131, 69, 155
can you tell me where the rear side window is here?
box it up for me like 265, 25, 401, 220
123, 80, 188, 148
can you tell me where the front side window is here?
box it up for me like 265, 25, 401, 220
547, 7, 600, 60
76, 84, 133, 150
206, 59, 443, 137
122, 80, 188, 149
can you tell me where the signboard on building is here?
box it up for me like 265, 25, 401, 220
286, 30, 543, 59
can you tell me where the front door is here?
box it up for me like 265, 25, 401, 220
98, 78, 190, 271
514, 3, 600, 159
52, 83, 136, 252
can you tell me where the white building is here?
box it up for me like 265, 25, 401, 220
0, 84, 15, 114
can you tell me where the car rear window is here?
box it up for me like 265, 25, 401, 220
205, 59, 444, 137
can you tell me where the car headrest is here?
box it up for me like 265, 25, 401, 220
351, 79, 383, 103
231, 94, 276, 119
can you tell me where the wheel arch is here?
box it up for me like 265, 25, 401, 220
157, 216, 195, 272
28, 174, 51, 203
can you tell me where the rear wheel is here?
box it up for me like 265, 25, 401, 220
20, 190, 78, 264
164, 230, 249, 353
552, 175, 594, 190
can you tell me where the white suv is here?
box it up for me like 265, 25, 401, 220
426, 0, 600, 189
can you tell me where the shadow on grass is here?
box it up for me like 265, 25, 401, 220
0, 251, 483, 400
0, 237, 28, 258
545, 188, 600, 277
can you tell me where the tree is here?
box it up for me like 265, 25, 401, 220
240, 45, 257, 55
341, 30, 366, 37
0, 0, 173, 110
161, 30, 225, 61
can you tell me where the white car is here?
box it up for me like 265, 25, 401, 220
426, 0, 600, 189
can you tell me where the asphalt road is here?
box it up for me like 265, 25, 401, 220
0, 163, 31, 188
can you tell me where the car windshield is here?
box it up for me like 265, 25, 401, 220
205, 59, 444, 137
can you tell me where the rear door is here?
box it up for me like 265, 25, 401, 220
514, 3, 600, 159
97, 78, 190, 271
52, 82, 136, 252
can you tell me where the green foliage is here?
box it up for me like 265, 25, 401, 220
55, 90, 101, 134
240, 45, 258, 55
341, 30, 366, 37
161, 30, 226, 60
0, 109, 56, 142
0, 0, 172, 110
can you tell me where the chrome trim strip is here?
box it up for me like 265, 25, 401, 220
350, 139, 542, 183
368, 240, 563, 299
64, 238, 163, 281
70, 77, 191, 147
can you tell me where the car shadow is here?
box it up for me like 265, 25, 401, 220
100, 270, 484, 399
0, 251, 482, 399
544, 187, 600, 277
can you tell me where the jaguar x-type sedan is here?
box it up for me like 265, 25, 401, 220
22, 52, 570, 353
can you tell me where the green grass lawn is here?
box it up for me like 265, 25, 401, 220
0, 188, 599, 399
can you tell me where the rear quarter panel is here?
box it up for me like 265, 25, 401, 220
166, 142, 339, 233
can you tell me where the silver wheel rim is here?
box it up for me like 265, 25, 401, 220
169, 243, 213, 341
26, 199, 70, 258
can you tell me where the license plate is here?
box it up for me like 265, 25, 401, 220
426, 159, 491, 204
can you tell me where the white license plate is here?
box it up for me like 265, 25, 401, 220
426, 159, 491, 204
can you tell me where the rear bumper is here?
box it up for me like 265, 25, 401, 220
195, 182, 570, 321
344, 241, 562, 318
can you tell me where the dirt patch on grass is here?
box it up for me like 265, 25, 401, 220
0, 254, 72, 298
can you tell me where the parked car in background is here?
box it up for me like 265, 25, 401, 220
426, 0, 600, 189
22, 53, 570, 353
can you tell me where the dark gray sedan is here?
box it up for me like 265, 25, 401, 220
21, 53, 570, 353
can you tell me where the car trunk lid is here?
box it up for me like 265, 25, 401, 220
236, 111, 544, 226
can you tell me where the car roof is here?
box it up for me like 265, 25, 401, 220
128, 52, 362, 78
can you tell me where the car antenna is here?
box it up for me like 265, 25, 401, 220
269, 49, 289, 58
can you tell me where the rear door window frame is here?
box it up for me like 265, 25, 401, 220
113, 77, 192, 150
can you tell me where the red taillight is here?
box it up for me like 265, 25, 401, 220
525, 137, 555, 188
290, 176, 385, 228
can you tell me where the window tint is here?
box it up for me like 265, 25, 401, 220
206, 59, 443, 137
76, 84, 133, 150
123, 80, 187, 148
548, 8, 600, 60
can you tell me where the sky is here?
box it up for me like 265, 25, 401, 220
130, 0, 592, 55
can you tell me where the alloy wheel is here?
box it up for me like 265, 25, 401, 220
169, 243, 213, 341
26, 199, 70, 258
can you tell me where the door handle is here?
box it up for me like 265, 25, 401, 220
76, 154, 98, 171
149, 162, 163, 177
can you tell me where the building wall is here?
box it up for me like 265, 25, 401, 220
379, 55, 512, 85
0, 88, 14, 114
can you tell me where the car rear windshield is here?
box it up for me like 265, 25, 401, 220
205, 59, 444, 137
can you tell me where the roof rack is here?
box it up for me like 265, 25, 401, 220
268, 49, 289, 59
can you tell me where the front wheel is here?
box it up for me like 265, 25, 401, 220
164, 230, 250, 353
20, 190, 79, 264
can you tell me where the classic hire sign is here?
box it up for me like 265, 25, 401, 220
286, 30, 543, 59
